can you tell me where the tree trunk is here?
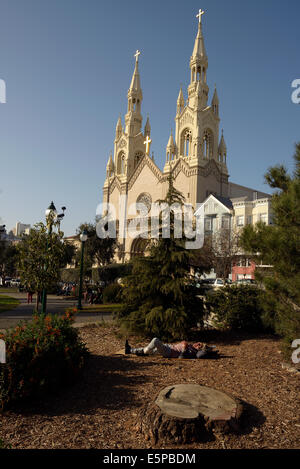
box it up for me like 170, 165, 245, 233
136, 384, 243, 445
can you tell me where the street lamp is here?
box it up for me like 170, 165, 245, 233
77, 230, 88, 310
41, 202, 66, 314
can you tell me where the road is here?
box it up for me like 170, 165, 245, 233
0, 292, 113, 330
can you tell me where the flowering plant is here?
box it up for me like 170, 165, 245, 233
0, 308, 88, 409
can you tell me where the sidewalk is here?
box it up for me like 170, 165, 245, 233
0, 292, 113, 330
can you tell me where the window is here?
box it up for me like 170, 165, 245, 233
181, 129, 192, 157
203, 129, 213, 158
246, 215, 253, 225
221, 216, 230, 229
259, 213, 268, 224
204, 218, 212, 232
117, 152, 125, 174
236, 216, 244, 226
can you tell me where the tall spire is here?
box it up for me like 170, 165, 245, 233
188, 11, 209, 109
125, 50, 143, 136
192, 11, 207, 62
129, 51, 142, 94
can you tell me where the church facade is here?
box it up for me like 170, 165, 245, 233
102, 13, 270, 262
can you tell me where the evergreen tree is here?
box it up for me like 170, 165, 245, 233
240, 143, 300, 358
118, 175, 204, 341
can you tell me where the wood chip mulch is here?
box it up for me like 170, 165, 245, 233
0, 324, 299, 449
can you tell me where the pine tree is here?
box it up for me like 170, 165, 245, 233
118, 174, 204, 340
240, 143, 300, 358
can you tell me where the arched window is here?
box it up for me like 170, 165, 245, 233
181, 129, 192, 157
134, 151, 144, 168
117, 152, 125, 174
203, 129, 214, 159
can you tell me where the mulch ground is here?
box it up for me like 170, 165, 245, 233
0, 323, 299, 449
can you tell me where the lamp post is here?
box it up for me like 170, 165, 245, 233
41, 202, 57, 314
77, 230, 88, 310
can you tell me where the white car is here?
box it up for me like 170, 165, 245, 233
212, 278, 225, 288
10, 279, 21, 287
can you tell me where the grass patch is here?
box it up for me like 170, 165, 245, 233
80, 303, 121, 314
0, 295, 20, 313
0, 287, 19, 293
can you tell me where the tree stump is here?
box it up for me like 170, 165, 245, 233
137, 384, 243, 445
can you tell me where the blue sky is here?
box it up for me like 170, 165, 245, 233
0, 0, 299, 236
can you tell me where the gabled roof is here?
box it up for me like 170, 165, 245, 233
214, 194, 233, 210
194, 193, 233, 217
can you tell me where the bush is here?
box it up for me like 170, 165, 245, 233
93, 263, 133, 285
207, 285, 266, 331
102, 283, 122, 303
0, 309, 88, 409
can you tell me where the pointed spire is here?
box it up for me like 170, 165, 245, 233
191, 19, 207, 62
177, 86, 184, 114
167, 129, 175, 149
166, 129, 176, 162
106, 153, 114, 177
144, 115, 151, 137
177, 86, 184, 105
129, 51, 142, 95
212, 85, 219, 105
219, 130, 227, 153
115, 115, 122, 139
126, 51, 143, 135
212, 85, 219, 116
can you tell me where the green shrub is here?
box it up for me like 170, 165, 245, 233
93, 263, 132, 284
207, 285, 266, 331
102, 283, 122, 304
0, 308, 88, 409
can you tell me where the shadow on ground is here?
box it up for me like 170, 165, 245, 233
5, 354, 158, 417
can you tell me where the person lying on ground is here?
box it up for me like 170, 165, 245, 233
125, 337, 218, 359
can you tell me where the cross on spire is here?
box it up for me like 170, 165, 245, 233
196, 9, 205, 24
144, 135, 152, 155
134, 50, 141, 62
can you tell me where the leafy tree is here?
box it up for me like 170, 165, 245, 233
118, 175, 204, 341
0, 241, 18, 280
75, 220, 117, 280
211, 227, 240, 279
240, 143, 300, 358
17, 224, 70, 310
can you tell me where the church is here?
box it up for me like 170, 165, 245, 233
102, 11, 270, 265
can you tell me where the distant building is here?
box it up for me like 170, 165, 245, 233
194, 193, 272, 280
14, 222, 31, 237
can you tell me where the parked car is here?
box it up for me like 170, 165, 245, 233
233, 279, 257, 286
212, 278, 225, 288
3, 277, 12, 287
10, 278, 21, 287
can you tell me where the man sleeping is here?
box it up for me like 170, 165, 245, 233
125, 337, 218, 359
